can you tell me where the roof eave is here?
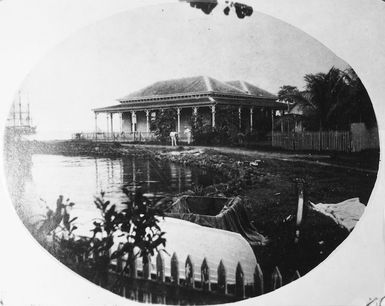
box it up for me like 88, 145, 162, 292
118, 91, 275, 104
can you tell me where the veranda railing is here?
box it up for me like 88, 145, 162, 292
72, 132, 190, 143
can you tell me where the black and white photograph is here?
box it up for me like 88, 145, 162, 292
0, 0, 384, 305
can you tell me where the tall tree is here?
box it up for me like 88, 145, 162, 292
338, 68, 377, 128
277, 85, 300, 104
281, 67, 376, 131
302, 67, 345, 131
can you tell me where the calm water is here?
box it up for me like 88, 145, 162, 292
6, 153, 224, 231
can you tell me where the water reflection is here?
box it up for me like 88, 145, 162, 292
5, 153, 224, 232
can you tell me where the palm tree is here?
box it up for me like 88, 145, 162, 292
301, 67, 346, 131
281, 67, 376, 131
337, 68, 377, 128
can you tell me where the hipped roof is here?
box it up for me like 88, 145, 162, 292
118, 76, 277, 102
118, 76, 250, 102
94, 75, 285, 112
226, 80, 277, 99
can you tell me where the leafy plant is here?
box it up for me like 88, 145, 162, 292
41, 188, 166, 288
150, 109, 177, 144
190, 106, 246, 145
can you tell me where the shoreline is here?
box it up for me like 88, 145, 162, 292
7, 139, 378, 278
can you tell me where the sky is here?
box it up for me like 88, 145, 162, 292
15, 2, 349, 140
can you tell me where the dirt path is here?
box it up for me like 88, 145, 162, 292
126, 144, 378, 174
202, 146, 378, 174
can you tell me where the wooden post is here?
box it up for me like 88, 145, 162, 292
280, 116, 284, 132
131, 111, 136, 133
143, 255, 151, 279
250, 107, 253, 132
110, 113, 114, 136
211, 105, 216, 128
129, 254, 137, 278
171, 252, 179, 285
116, 242, 123, 273
156, 252, 165, 282
193, 107, 198, 120
127, 253, 138, 301
201, 258, 211, 291
120, 113, 123, 133
217, 260, 227, 294
142, 254, 152, 303
235, 262, 245, 298
177, 108, 181, 134
253, 263, 264, 296
185, 255, 194, 288
271, 109, 274, 146
271, 266, 282, 291
238, 107, 242, 129
145, 110, 150, 133
295, 179, 305, 244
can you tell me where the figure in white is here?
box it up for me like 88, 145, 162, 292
170, 131, 178, 146
184, 126, 192, 145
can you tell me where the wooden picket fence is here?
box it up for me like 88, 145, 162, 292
76, 247, 301, 305
272, 131, 351, 152
67, 182, 307, 304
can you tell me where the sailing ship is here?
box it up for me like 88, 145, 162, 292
5, 91, 36, 140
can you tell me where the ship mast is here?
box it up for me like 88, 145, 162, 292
6, 90, 36, 138
18, 91, 23, 126
26, 99, 31, 126
12, 101, 16, 127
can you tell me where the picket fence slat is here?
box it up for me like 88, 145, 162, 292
156, 252, 165, 282
185, 255, 194, 288
143, 255, 151, 280
201, 258, 211, 291
116, 242, 123, 273
235, 262, 245, 298
272, 131, 352, 152
254, 263, 264, 296
271, 266, 283, 290
292, 270, 301, 281
171, 252, 179, 284
130, 256, 138, 278
217, 260, 227, 294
